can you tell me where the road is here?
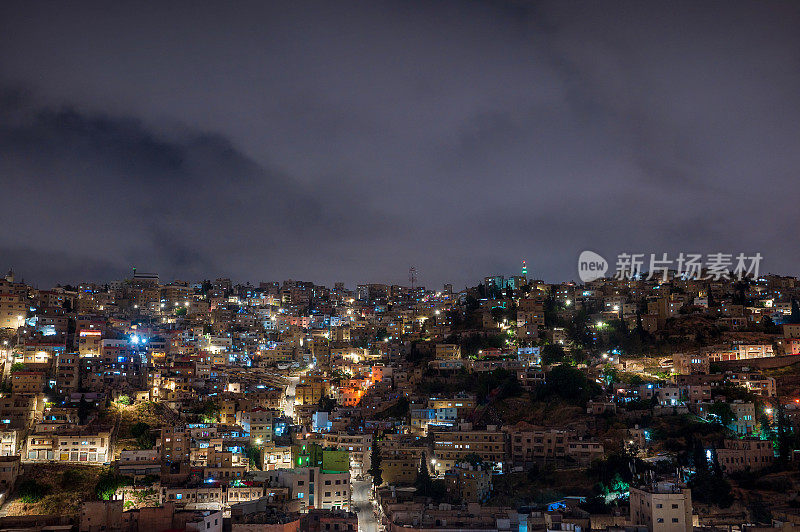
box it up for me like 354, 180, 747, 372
283, 375, 299, 418
351, 478, 378, 532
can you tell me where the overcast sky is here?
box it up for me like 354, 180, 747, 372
1, 1, 798, 289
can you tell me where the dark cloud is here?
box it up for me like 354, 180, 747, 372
0, 0, 798, 288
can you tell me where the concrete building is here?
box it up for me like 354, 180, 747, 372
432, 424, 506, 475
25, 426, 112, 464
0, 455, 20, 492
716, 438, 775, 474
322, 431, 372, 477
274, 467, 351, 511
629, 482, 692, 532
444, 463, 492, 503
434, 344, 461, 360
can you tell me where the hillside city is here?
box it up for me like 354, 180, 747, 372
1, 264, 800, 532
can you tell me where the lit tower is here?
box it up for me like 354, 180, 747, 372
521, 260, 527, 280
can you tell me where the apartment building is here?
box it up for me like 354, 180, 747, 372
411, 406, 457, 434
629, 482, 693, 532
726, 371, 777, 397
444, 463, 492, 503
716, 438, 775, 474
118, 449, 161, 476
294, 375, 331, 406
507, 425, 575, 465
672, 353, 709, 375
25, 426, 112, 464
11, 371, 45, 393
0, 429, 21, 456
274, 467, 351, 511
432, 424, 506, 475
55, 351, 80, 395
730, 401, 757, 435
0, 393, 45, 429
78, 329, 103, 357
566, 440, 605, 464
237, 408, 277, 444
381, 454, 420, 485
0, 277, 27, 330
161, 426, 192, 463
434, 344, 461, 360
428, 394, 476, 418
262, 442, 294, 471
323, 431, 372, 476
0, 455, 20, 492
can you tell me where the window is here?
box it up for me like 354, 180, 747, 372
672, 518, 679, 523
657, 518, 664, 523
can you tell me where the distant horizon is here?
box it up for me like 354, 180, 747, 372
8, 263, 800, 293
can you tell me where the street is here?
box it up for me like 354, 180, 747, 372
351, 478, 378, 532
283, 375, 299, 418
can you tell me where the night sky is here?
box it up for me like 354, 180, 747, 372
1, 1, 799, 289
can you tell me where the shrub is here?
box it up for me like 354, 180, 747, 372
95, 469, 132, 501
17, 479, 50, 503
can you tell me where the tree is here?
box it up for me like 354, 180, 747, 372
131, 421, 155, 449
463, 453, 484, 468
537, 365, 602, 405
761, 316, 780, 334
317, 394, 337, 412
10, 362, 26, 373
117, 395, 131, 406
490, 306, 506, 324
368, 437, 382, 487
775, 402, 791, 466
415, 451, 433, 497
95, 469, 132, 500
707, 401, 735, 427
689, 438, 734, 508
541, 344, 566, 365
17, 479, 50, 503
245, 445, 262, 470
78, 394, 92, 425
790, 299, 800, 324
199, 400, 220, 423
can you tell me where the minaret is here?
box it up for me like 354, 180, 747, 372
5, 268, 13, 283
521, 260, 527, 280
